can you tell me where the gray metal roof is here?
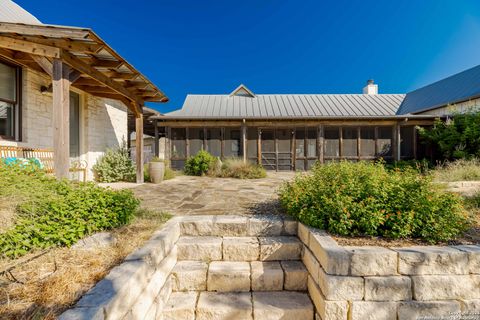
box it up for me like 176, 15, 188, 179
398, 64, 480, 115
164, 93, 406, 119
0, 0, 42, 24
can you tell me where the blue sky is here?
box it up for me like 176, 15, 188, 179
16, 0, 480, 113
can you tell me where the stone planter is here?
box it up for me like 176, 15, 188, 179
149, 161, 165, 183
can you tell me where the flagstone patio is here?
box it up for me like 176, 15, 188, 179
105, 172, 295, 216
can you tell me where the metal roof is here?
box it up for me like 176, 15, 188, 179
163, 93, 406, 119
0, 0, 42, 24
398, 64, 480, 115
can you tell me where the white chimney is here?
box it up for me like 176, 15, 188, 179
363, 79, 378, 95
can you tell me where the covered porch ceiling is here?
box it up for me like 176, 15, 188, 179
0, 22, 168, 115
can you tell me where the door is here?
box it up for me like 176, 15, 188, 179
260, 129, 276, 170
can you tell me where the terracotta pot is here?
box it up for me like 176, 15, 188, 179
149, 161, 165, 183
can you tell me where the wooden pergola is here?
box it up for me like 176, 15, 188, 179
0, 22, 168, 183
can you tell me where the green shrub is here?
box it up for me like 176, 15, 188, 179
0, 163, 140, 258
279, 161, 471, 243
433, 158, 480, 182
93, 144, 136, 182
418, 112, 480, 159
184, 150, 216, 176
220, 158, 267, 179
164, 166, 176, 180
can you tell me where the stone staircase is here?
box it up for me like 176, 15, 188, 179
161, 217, 314, 320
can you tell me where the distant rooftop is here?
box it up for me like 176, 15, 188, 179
0, 0, 42, 24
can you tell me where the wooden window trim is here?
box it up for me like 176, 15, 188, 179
0, 59, 22, 141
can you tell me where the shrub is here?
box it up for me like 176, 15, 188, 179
164, 166, 176, 180
279, 161, 471, 243
0, 163, 140, 258
220, 158, 267, 179
433, 158, 480, 182
418, 112, 480, 159
184, 150, 216, 176
93, 144, 136, 182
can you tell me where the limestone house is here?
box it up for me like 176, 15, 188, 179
0, 0, 168, 182
155, 65, 480, 171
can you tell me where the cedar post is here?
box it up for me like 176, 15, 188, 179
52, 59, 70, 179
135, 112, 144, 183
241, 121, 247, 163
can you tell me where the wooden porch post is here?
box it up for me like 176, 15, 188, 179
52, 59, 70, 179
135, 112, 144, 183
241, 121, 247, 163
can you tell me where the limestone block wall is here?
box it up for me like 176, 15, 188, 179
298, 223, 480, 320
60, 218, 181, 320
0, 68, 128, 181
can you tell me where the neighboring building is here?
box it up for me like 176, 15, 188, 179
0, 0, 168, 182
156, 65, 480, 171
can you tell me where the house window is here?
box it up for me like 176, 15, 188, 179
0, 61, 20, 140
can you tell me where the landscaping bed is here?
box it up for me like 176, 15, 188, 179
0, 163, 170, 319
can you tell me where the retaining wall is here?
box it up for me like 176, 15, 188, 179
299, 223, 480, 320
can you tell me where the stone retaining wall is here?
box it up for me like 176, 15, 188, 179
59, 218, 181, 320
299, 223, 480, 320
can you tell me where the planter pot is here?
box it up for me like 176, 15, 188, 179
149, 161, 165, 183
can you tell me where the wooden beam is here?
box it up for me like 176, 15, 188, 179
52, 59, 71, 179
91, 58, 123, 68
60, 49, 142, 105
6, 35, 102, 54
0, 35, 60, 58
104, 71, 138, 80
69, 70, 82, 83
30, 54, 53, 76
0, 23, 90, 39
135, 112, 144, 183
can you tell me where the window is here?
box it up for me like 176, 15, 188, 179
70, 92, 80, 157
0, 61, 20, 140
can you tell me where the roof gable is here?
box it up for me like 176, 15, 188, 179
230, 84, 255, 97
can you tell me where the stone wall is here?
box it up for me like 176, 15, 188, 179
0, 68, 128, 181
60, 218, 181, 320
298, 223, 480, 320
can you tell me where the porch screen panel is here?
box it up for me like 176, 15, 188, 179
171, 128, 186, 169
416, 126, 430, 159
360, 127, 375, 157
342, 128, 358, 157
324, 127, 340, 158
224, 128, 242, 158
0, 62, 16, 138
277, 128, 292, 171
247, 127, 258, 164
295, 128, 305, 171
189, 128, 204, 156
306, 128, 317, 158
400, 126, 414, 159
206, 128, 222, 157
377, 127, 393, 158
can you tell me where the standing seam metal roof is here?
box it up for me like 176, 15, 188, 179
164, 94, 406, 119
0, 0, 42, 24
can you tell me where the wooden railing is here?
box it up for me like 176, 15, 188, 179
0, 146, 87, 182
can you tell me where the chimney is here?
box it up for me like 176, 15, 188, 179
363, 79, 378, 95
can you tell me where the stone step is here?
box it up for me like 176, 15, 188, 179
176, 235, 302, 261
162, 291, 198, 320
202, 260, 308, 292
162, 291, 314, 320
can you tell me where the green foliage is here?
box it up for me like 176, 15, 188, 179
163, 166, 176, 180
92, 144, 136, 182
279, 161, 471, 243
0, 163, 140, 258
418, 112, 480, 159
433, 158, 480, 182
184, 150, 216, 176
220, 158, 267, 179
